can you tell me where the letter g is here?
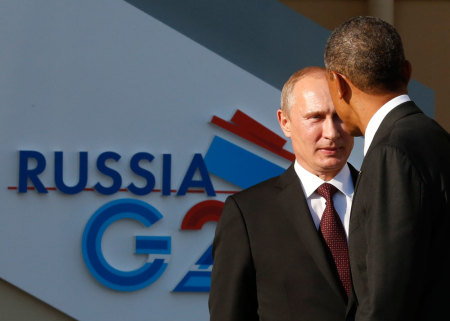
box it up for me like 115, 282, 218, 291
82, 199, 171, 291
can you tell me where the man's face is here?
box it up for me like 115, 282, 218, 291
326, 71, 363, 137
278, 73, 354, 180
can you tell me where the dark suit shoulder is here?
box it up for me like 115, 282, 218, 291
388, 111, 448, 149
366, 103, 450, 183
232, 174, 281, 200
229, 165, 296, 207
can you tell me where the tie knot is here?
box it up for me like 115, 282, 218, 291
317, 183, 338, 201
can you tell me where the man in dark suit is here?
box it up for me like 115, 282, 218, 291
324, 16, 450, 321
209, 67, 357, 321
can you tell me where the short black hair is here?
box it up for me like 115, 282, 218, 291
324, 16, 408, 92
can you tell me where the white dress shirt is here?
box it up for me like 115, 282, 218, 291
364, 94, 411, 155
294, 161, 354, 238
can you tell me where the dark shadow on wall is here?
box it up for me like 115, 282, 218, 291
122, 0, 330, 90
122, 0, 434, 117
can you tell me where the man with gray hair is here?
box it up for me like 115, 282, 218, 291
324, 16, 450, 321
210, 67, 357, 320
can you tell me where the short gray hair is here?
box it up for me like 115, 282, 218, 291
280, 66, 325, 114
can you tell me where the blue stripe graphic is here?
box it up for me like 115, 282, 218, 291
204, 136, 285, 189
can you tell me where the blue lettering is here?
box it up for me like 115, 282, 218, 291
177, 154, 215, 196
81, 199, 171, 291
18, 150, 47, 193
94, 152, 122, 195
54, 151, 88, 194
127, 152, 155, 195
17, 151, 217, 196
162, 154, 172, 196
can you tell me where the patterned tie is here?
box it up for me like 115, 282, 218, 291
317, 183, 351, 296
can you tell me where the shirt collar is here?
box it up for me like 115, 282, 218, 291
294, 160, 354, 198
364, 94, 411, 155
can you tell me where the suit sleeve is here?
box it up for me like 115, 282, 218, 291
209, 196, 259, 321
356, 146, 429, 321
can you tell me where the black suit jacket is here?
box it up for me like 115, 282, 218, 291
349, 101, 450, 321
209, 163, 358, 321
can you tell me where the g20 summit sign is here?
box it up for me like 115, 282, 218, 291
13, 111, 292, 294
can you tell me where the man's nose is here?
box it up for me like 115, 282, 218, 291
323, 117, 341, 140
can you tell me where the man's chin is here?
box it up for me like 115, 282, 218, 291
320, 158, 347, 171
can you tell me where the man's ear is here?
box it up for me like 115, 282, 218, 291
330, 70, 350, 100
277, 109, 291, 138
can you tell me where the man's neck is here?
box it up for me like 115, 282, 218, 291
354, 90, 407, 135
362, 94, 411, 155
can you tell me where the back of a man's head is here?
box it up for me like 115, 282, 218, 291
324, 16, 409, 93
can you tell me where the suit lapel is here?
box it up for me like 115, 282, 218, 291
276, 165, 346, 301
348, 163, 359, 186
366, 101, 422, 157
345, 164, 360, 318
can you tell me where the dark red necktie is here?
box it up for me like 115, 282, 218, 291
317, 183, 351, 296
